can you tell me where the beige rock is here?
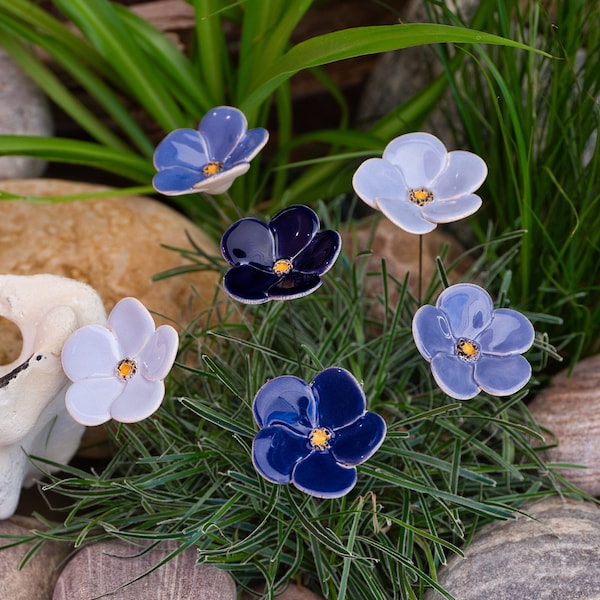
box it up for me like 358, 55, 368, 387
424, 496, 600, 600
52, 539, 236, 599
0, 515, 71, 599
528, 354, 600, 496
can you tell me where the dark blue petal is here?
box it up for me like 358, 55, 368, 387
430, 353, 480, 400
227, 127, 269, 165
474, 354, 532, 396
477, 308, 535, 355
153, 128, 209, 171
253, 375, 316, 430
331, 411, 386, 467
294, 230, 342, 275
152, 166, 203, 196
221, 218, 275, 267
311, 367, 366, 430
223, 265, 279, 304
292, 451, 357, 498
412, 304, 455, 361
270, 205, 319, 259
437, 283, 494, 340
198, 106, 246, 162
266, 272, 322, 301
252, 425, 309, 484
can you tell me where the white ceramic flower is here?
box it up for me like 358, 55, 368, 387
61, 297, 178, 426
352, 132, 488, 234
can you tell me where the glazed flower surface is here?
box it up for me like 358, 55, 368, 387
153, 106, 269, 195
412, 283, 535, 400
61, 297, 178, 425
221, 204, 341, 304
252, 367, 386, 498
352, 132, 487, 234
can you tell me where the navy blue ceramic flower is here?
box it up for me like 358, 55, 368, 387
412, 283, 535, 400
221, 205, 341, 304
153, 106, 269, 195
252, 367, 386, 498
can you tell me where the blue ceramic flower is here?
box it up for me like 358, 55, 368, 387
252, 367, 386, 498
412, 283, 535, 400
352, 132, 487, 234
61, 297, 179, 425
153, 106, 269, 195
221, 205, 341, 304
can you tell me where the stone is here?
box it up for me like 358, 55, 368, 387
0, 515, 71, 599
242, 583, 324, 600
424, 496, 600, 600
528, 354, 600, 496
0, 49, 53, 179
52, 539, 236, 599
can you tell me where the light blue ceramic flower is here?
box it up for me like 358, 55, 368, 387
412, 284, 535, 400
61, 297, 179, 425
153, 106, 269, 195
352, 132, 487, 234
252, 367, 386, 498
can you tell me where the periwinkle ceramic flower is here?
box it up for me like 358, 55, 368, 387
252, 367, 386, 498
221, 204, 341, 304
412, 283, 535, 400
153, 106, 269, 195
61, 297, 179, 426
352, 132, 487, 234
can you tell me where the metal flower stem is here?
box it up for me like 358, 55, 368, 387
418, 234, 423, 304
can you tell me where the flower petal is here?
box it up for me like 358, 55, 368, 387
139, 325, 178, 381
61, 325, 120, 381
430, 150, 487, 200
292, 452, 357, 498
382, 132, 448, 189
478, 308, 535, 355
221, 218, 274, 267
188, 163, 250, 195
110, 377, 165, 423
377, 195, 437, 234
153, 128, 209, 171
108, 297, 155, 357
199, 106, 247, 161
412, 305, 455, 361
227, 127, 269, 165
294, 230, 341, 275
430, 353, 480, 400
352, 158, 408, 209
152, 166, 203, 196
223, 264, 280, 304
421, 194, 482, 224
253, 375, 316, 431
267, 272, 322, 301
312, 367, 366, 430
270, 205, 319, 259
437, 284, 494, 340
331, 411, 386, 467
475, 354, 532, 396
65, 377, 124, 426
252, 425, 308, 484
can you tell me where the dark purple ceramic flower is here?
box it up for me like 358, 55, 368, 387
221, 205, 341, 304
252, 367, 386, 498
152, 106, 268, 195
412, 283, 535, 400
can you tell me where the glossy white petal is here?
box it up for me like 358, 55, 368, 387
377, 196, 437, 234
430, 150, 488, 200
139, 325, 179, 381
65, 377, 124, 426
352, 158, 406, 208
108, 297, 155, 357
421, 194, 483, 224
110, 377, 165, 423
61, 325, 120, 381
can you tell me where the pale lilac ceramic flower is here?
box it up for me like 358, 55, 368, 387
412, 283, 535, 400
153, 106, 269, 195
61, 297, 178, 426
352, 132, 487, 234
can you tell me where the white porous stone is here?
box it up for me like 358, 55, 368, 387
0, 274, 106, 519
0, 48, 53, 179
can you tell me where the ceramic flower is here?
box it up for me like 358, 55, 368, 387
221, 204, 341, 304
152, 106, 269, 195
352, 132, 487, 234
252, 367, 386, 498
412, 283, 535, 400
61, 297, 179, 426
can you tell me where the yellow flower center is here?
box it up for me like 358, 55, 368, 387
309, 427, 332, 451
408, 187, 434, 207
273, 258, 293, 275
456, 338, 480, 362
116, 358, 138, 381
202, 161, 224, 177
